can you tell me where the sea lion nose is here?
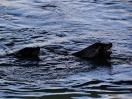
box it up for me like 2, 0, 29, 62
109, 43, 112, 47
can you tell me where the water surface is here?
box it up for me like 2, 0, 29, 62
0, 0, 132, 98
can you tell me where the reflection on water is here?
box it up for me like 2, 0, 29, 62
0, 0, 132, 98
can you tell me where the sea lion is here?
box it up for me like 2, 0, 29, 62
0, 43, 40, 58
14, 47, 40, 58
72, 42, 112, 59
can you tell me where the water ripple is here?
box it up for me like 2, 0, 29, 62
0, 0, 132, 98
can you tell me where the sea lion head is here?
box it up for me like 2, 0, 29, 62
15, 47, 40, 58
72, 42, 112, 59
94, 42, 112, 58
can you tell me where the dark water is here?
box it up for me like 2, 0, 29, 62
0, 0, 132, 98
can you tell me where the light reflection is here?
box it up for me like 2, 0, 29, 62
109, 94, 132, 99
0, 0, 25, 7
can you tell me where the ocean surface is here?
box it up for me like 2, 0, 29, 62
0, 0, 132, 98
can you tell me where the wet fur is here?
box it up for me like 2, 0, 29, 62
72, 43, 112, 59
14, 47, 40, 58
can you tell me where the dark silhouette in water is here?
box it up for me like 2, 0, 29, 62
1, 42, 112, 60
14, 47, 40, 58
72, 42, 112, 59
0, 43, 40, 58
